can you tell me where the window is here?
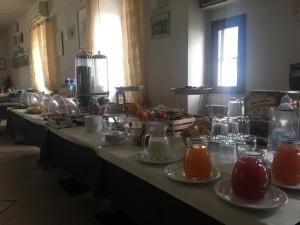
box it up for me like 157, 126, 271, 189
211, 14, 246, 93
88, 0, 145, 104
90, 0, 124, 98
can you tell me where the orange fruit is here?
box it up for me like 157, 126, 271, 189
128, 103, 140, 115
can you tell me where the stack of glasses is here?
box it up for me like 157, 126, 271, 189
210, 97, 256, 163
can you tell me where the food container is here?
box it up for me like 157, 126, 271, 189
48, 95, 79, 116
46, 95, 79, 128
20, 91, 44, 107
246, 90, 300, 146
104, 130, 126, 144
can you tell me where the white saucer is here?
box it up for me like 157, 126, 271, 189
272, 179, 300, 190
215, 179, 288, 209
136, 150, 183, 164
164, 162, 220, 183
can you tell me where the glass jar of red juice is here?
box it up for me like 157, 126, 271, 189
231, 145, 271, 201
272, 141, 300, 186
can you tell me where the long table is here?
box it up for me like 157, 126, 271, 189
0, 102, 19, 121
6, 108, 300, 225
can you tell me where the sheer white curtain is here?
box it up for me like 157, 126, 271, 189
122, 0, 145, 105
87, 0, 125, 101
87, 0, 146, 104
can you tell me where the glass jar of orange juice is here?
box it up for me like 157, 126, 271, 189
272, 139, 300, 186
184, 136, 212, 180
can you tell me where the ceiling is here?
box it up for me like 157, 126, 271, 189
0, 0, 36, 31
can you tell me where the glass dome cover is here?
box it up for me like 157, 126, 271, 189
20, 91, 44, 107
48, 95, 79, 116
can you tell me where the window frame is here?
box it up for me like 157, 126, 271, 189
210, 14, 247, 93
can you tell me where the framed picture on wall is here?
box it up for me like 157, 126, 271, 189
151, 11, 170, 39
0, 58, 6, 70
200, 0, 226, 8
77, 7, 87, 49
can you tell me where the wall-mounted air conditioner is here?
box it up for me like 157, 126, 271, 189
27, 1, 48, 24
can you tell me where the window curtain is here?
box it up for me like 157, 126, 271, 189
123, 0, 146, 105
87, 0, 100, 55
87, 0, 125, 99
29, 18, 59, 92
87, 0, 146, 105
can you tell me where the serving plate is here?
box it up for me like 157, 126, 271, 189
136, 150, 183, 164
215, 179, 288, 209
164, 162, 220, 183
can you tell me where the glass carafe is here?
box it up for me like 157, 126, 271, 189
231, 145, 271, 201
184, 136, 212, 180
267, 94, 299, 162
272, 140, 300, 186
227, 96, 245, 117
142, 121, 170, 160
75, 49, 93, 111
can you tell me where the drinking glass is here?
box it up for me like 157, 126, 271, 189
211, 118, 222, 142
218, 142, 237, 162
219, 118, 239, 145
227, 97, 245, 117
220, 118, 229, 144
227, 120, 239, 144
232, 116, 250, 140
242, 135, 257, 150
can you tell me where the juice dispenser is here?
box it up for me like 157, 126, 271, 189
92, 51, 109, 94
91, 51, 109, 114
267, 94, 299, 162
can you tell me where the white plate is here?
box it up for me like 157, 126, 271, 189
272, 179, 300, 190
136, 150, 183, 164
164, 162, 220, 183
215, 179, 288, 209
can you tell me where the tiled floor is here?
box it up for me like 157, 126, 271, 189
0, 129, 105, 225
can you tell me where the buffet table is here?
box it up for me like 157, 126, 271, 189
0, 102, 19, 120
6, 108, 47, 145
6, 108, 300, 225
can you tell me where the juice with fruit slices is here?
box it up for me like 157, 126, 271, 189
184, 144, 212, 179
272, 143, 300, 186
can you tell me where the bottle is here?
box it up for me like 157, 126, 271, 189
267, 94, 299, 162
69, 79, 76, 97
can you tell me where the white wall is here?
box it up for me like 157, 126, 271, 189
5, 0, 86, 89
48, 0, 86, 83
206, 0, 300, 105
7, 14, 31, 89
4, 0, 299, 111
145, 0, 189, 109
0, 32, 9, 83
187, 0, 208, 114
